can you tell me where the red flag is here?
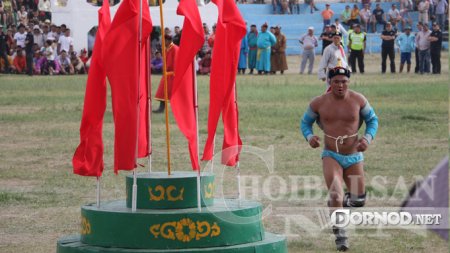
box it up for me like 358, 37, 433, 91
102, 0, 152, 173
72, 0, 111, 177
170, 0, 204, 170
202, 0, 246, 166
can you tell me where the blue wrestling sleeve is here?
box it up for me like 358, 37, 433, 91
300, 106, 318, 142
360, 101, 379, 144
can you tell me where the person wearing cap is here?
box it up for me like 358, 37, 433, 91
321, 4, 334, 31
300, 65, 378, 252
429, 22, 442, 74
247, 24, 258, 74
380, 22, 397, 73
348, 24, 366, 74
299, 26, 318, 74
415, 23, 431, 74
319, 25, 333, 54
318, 32, 348, 88
255, 23, 276, 75
333, 19, 348, 45
271, 26, 288, 74
33, 25, 44, 48
396, 26, 415, 73
154, 34, 178, 113
371, 3, 387, 33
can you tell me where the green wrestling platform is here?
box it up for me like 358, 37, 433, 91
57, 172, 288, 253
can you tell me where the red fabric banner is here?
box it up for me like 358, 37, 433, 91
202, 0, 246, 166
170, 0, 205, 170
102, 0, 152, 173
72, 0, 111, 177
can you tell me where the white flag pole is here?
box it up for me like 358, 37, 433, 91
194, 58, 201, 212
234, 82, 241, 202
132, 0, 144, 213
96, 176, 100, 208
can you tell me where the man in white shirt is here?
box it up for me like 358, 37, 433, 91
359, 4, 372, 32
387, 4, 402, 28
58, 28, 73, 55
14, 24, 27, 48
318, 32, 348, 90
299, 27, 318, 74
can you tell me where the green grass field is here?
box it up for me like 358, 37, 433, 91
0, 54, 448, 253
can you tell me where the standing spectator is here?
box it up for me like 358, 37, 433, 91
0, 25, 10, 73
207, 24, 216, 49
320, 25, 333, 54
321, 4, 334, 31
415, 23, 431, 74
317, 32, 348, 88
150, 51, 163, 74
414, 22, 423, 73
288, 0, 299, 14
24, 26, 33, 75
12, 47, 26, 74
14, 24, 27, 48
57, 28, 73, 54
371, 4, 387, 33
200, 23, 210, 58
43, 39, 55, 75
48, 24, 59, 42
238, 32, 248, 74
340, 5, 351, 26
198, 51, 212, 75
348, 24, 366, 74
396, 26, 415, 73
434, 0, 448, 30
349, 4, 360, 27
360, 4, 372, 32
299, 26, 318, 74
38, 0, 51, 21
164, 27, 172, 36
280, 0, 290, 14
417, 0, 430, 26
172, 26, 181, 46
271, 26, 288, 74
429, 22, 442, 74
255, 23, 276, 75
387, 4, 402, 28
32, 24, 44, 48
380, 22, 397, 73
247, 24, 258, 74
56, 50, 74, 75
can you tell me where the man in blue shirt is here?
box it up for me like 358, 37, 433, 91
396, 26, 415, 73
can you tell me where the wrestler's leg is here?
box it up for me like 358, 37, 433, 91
323, 157, 349, 251
322, 157, 344, 210
343, 162, 366, 207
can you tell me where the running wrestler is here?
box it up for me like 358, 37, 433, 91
300, 66, 379, 251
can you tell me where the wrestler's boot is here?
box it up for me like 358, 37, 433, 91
343, 192, 366, 208
152, 101, 165, 113
332, 226, 349, 252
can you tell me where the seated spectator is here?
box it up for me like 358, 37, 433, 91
150, 51, 163, 74
388, 4, 402, 28
198, 51, 212, 75
79, 49, 89, 65
341, 5, 352, 26
289, 0, 299, 14
306, 0, 319, 14
371, 3, 387, 33
56, 50, 74, 75
207, 24, 216, 49
70, 51, 86, 74
360, 4, 372, 32
17, 6, 28, 26
349, 4, 360, 27
11, 47, 26, 74
33, 25, 45, 48
33, 49, 46, 74
43, 39, 56, 75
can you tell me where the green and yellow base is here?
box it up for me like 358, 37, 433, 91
57, 172, 288, 253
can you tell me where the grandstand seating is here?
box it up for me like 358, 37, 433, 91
238, 2, 448, 55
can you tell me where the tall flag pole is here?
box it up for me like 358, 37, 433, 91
158, 0, 172, 176
148, 36, 153, 174
170, 0, 205, 211
72, 0, 111, 208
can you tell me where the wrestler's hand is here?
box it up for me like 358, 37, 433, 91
309, 136, 321, 148
356, 138, 369, 152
